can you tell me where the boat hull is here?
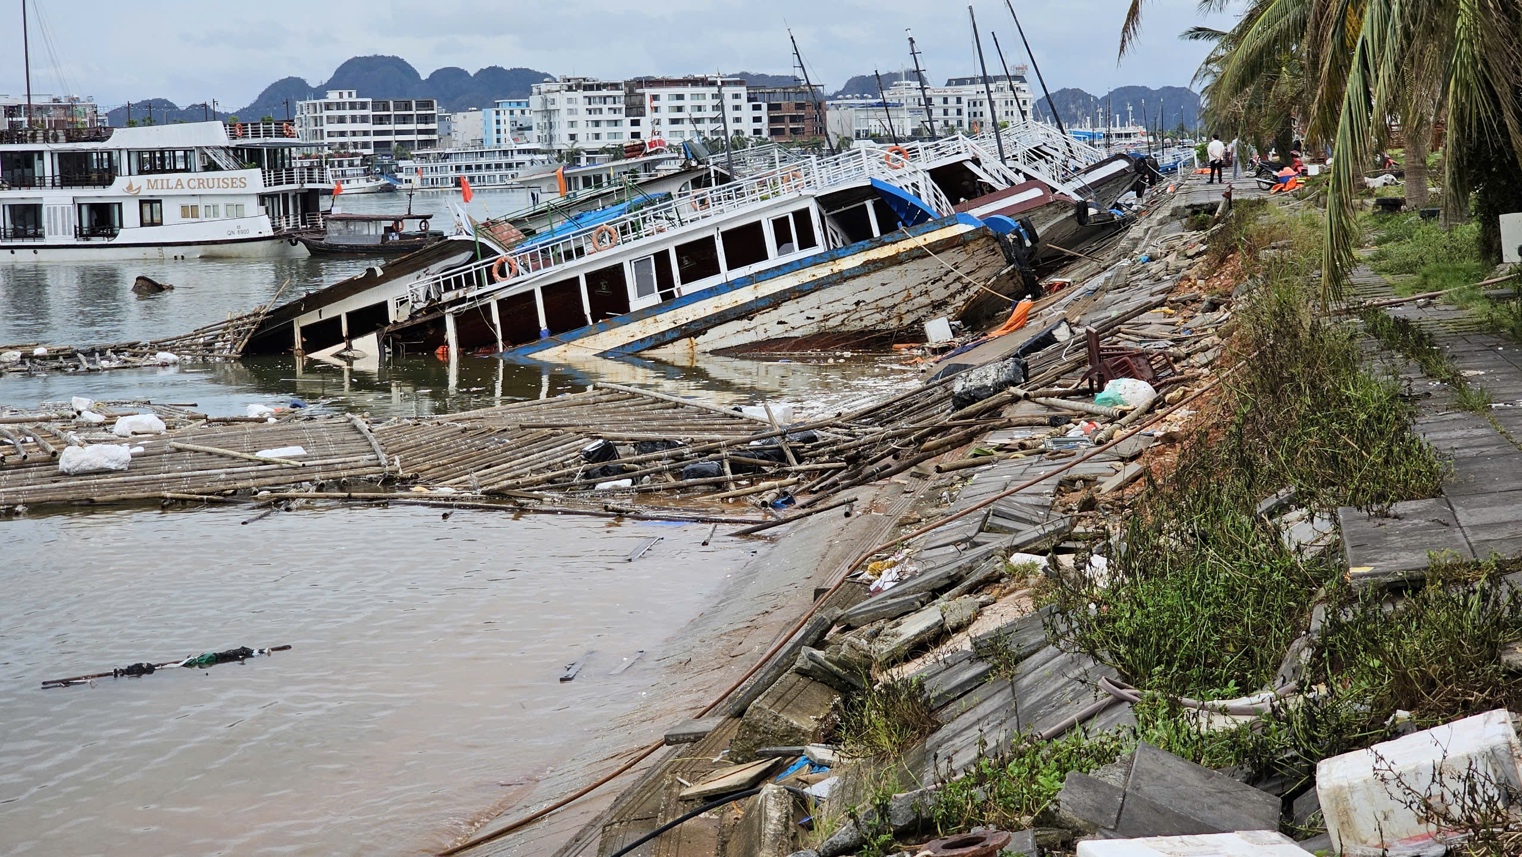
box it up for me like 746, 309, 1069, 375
296, 236, 441, 257
0, 234, 309, 263
499, 215, 1012, 362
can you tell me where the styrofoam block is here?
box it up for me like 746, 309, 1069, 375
112, 414, 166, 437
740, 403, 794, 424
1318, 709, 1522, 857
58, 445, 131, 475
1076, 830, 1311, 856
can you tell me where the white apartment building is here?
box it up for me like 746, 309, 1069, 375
295, 90, 440, 155
447, 109, 484, 148
483, 99, 533, 147
826, 95, 925, 143
637, 76, 752, 142
529, 78, 637, 152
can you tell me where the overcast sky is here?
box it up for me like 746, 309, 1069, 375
0, 1, 1237, 109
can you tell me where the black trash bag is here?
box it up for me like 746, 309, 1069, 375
951, 356, 1028, 411
634, 439, 685, 456
681, 461, 723, 480
580, 439, 620, 464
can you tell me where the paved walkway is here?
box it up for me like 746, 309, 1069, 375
1340, 269, 1522, 586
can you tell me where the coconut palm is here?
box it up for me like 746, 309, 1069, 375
1125, 0, 1522, 302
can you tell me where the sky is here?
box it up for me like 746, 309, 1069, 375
0, 1, 1239, 110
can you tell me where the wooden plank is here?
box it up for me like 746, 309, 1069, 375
677, 757, 779, 801
560, 653, 592, 683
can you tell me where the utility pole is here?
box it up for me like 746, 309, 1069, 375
990, 32, 1029, 123
873, 70, 899, 144
126, 101, 132, 126
22, 0, 34, 129
284, 99, 291, 121
790, 29, 835, 154
907, 30, 935, 141
969, 6, 1007, 164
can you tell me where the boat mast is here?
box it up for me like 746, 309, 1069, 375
22, 0, 33, 129
715, 74, 735, 179
968, 6, 1007, 164
873, 70, 899, 144
907, 30, 935, 141
990, 32, 1028, 122
1004, 0, 1068, 144
789, 29, 835, 154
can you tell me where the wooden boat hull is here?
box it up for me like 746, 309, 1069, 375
296, 236, 442, 257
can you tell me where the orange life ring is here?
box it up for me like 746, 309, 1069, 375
233, 122, 244, 138
884, 145, 910, 169
283, 122, 295, 138
692, 191, 711, 211
590, 224, 620, 252
490, 255, 520, 282
391, 219, 404, 233
781, 169, 804, 189
434, 345, 450, 360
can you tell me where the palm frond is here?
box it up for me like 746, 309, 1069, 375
1119, 0, 1149, 59
1323, 1, 1389, 305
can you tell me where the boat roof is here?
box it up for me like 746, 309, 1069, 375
325, 213, 435, 222
0, 120, 238, 151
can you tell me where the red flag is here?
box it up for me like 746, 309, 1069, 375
460, 176, 474, 203
332, 180, 344, 195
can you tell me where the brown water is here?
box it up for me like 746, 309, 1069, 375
0, 505, 758, 856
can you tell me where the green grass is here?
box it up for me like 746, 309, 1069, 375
929, 730, 1132, 832
836, 676, 941, 761
1361, 309, 1495, 415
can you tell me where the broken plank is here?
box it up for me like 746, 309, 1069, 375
560, 652, 592, 682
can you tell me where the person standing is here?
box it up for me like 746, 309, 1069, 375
1229, 137, 1241, 178
1207, 134, 1226, 184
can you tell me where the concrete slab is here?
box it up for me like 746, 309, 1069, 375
1339, 498, 1474, 587
1075, 831, 1313, 856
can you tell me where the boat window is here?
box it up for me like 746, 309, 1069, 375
872, 199, 901, 234
138, 199, 163, 227
770, 216, 794, 255
828, 204, 875, 244
3, 203, 43, 239
793, 208, 819, 250
540, 278, 588, 335
721, 222, 768, 270
631, 256, 659, 299
180, 205, 200, 220
653, 250, 677, 300
675, 236, 721, 285
586, 264, 631, 321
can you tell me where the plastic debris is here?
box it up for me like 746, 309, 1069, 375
0, 350, 20, 364
246, 404, 276, 419
255, 446, 307, 459
70, 396, 93, 413
32, 346, 47, 356
58, 445, 131, 475
1095, 378, 1158, 408
113, 414, 167, 437
594, 478, 634, 491
741, 402, 795, 423
153, 352, 180, 365
77, 410, 107, 425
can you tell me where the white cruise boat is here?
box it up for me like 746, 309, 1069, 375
1, 121, 328, 262
316, 153, 393, 194
411, 144, 554, 191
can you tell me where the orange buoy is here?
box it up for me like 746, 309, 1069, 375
490, 255, 520, 283
884, 145, 910, 169
590, 224, 620, 252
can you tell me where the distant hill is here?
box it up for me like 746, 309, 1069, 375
831, 71, 925, 99
107, 56, 555, 126
1035, 86, 1201, 131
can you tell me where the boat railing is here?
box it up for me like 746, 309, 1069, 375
7, 172, 118, 189
269, 211, 324, 233
0, 126, 113, 145
0, 226, 44, 241
406, 146, 956, 308
226, 121, 301, 141
262, 166, 329, 188
74, 224, 120, 240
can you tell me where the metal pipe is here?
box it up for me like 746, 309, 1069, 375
969, 7, 1008, 164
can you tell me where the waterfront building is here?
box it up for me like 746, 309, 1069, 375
411, 143, 553, 190
529, 77, 637, 154
746, 85, 827, 143
447, 109, 484, 149
295, 90, 440, 156
633, 76, 748, 143
482, 99, 533, 147
828, 75, 1034, 142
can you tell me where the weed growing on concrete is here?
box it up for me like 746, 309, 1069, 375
929, 730, 1131, 833
1361, 309, 1495, 416
836, 676, 941, 761
1368, 216, 1491, 294
1314, 563, 1522, 728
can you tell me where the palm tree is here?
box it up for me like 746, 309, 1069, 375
1126, 0, 1522, 301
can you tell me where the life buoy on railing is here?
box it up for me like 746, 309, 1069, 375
591, 224, 620, 252
490, 255, 520, 283
691, 190, 712, 211
884, 145, 911, 170
283, 122, 296, 138
418, 218, 430, 233
391, 219, 404, 233
233, 123, 244, 138
782, 169, 804, 189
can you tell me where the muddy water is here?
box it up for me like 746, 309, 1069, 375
0, 195, 924, 855
0, 505, 756, 856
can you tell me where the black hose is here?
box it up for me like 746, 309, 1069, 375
605, 785, 813, 857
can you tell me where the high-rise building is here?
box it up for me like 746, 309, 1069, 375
294, 90, 440, 155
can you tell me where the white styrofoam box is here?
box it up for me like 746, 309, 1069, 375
58, 445, 131, 475
1318, 709, 1522, 857
924, 316, 954, 344
1502, 212, 1522, 265
1076, 831, 1312, 856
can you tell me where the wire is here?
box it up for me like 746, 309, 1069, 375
604, 785, 813, 857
